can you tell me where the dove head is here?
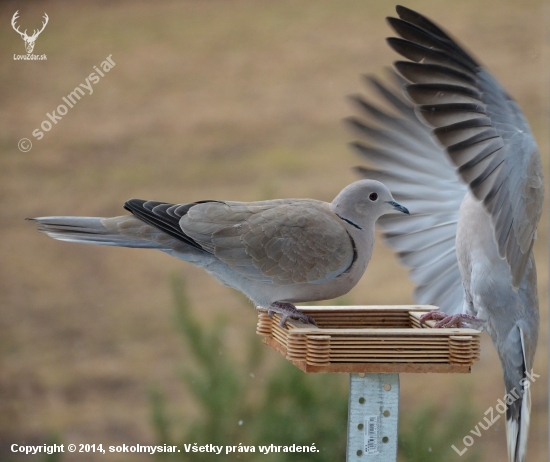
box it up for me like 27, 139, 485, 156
330, 180, 409, 228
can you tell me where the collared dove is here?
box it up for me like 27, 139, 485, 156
347, 6, 543, 462
29, 180, 409, 327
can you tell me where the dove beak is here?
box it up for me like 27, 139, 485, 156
388, 200, 410, 215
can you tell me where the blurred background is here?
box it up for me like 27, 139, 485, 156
1, 0, 547, 461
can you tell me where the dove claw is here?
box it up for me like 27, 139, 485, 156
419, 311, 447, 326
269, 302, 317, 329
420, 311, 484, 329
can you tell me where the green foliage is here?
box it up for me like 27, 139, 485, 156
42, 447, 63, 462
150, 277, 348, 461
250, 364, 348, 460
398, 389, 482, 462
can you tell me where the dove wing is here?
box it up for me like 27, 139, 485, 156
181, 200, 356, 285
347, 71, 467, 313
388, 5, 544, 288
125, 198, 356, 286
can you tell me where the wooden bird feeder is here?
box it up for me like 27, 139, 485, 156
256, 305, 481, 461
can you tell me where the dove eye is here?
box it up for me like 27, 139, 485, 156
369, 193, 378, 201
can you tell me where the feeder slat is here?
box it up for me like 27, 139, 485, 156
257, 306, 480, 373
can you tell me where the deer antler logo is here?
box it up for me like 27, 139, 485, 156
11, 11, 49, 54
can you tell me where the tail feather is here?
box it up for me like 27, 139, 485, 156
506, 380, 531, 462
504, 326, 532, 462
29, 216, 163, 248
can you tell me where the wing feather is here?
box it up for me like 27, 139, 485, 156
347, 70, 467, 314
388, 5, 544, 287
182, 200, 356, 285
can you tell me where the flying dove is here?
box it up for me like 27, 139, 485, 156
30, 180, 409, 327
347, 7, 543, 462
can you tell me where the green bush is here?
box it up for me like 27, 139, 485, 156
151, 277, 348, 461
398, 391, 481, 462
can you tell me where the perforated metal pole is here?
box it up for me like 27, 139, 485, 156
346, 373, 399, 461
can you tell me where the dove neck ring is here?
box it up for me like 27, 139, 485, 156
336, 214, 362, 230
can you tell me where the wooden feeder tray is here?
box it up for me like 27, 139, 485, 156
256, 306, 481, 374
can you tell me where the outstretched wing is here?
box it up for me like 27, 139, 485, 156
387, 5, 544, 288
347, 71, 467, 314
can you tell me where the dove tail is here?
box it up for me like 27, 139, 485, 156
29, 216, 163, 248
506, 382, 531, 462
504, 327, 532, 462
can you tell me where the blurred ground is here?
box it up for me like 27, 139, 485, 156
0, 0, 548, 461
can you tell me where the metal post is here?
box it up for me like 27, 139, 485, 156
346, 373, 399, 461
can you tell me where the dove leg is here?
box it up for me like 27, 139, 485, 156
268, 302, 317, 328
420, 311, 485, 329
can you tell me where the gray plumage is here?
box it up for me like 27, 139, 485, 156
30, 180, 409, 325
348, 6, 542, 462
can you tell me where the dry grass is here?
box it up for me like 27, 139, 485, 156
1, 0, 547, 461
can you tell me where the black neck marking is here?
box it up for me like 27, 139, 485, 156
336, 214, 362, 230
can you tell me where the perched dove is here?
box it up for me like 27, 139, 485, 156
30, 180, 409, 327
347, 7, 543, 462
